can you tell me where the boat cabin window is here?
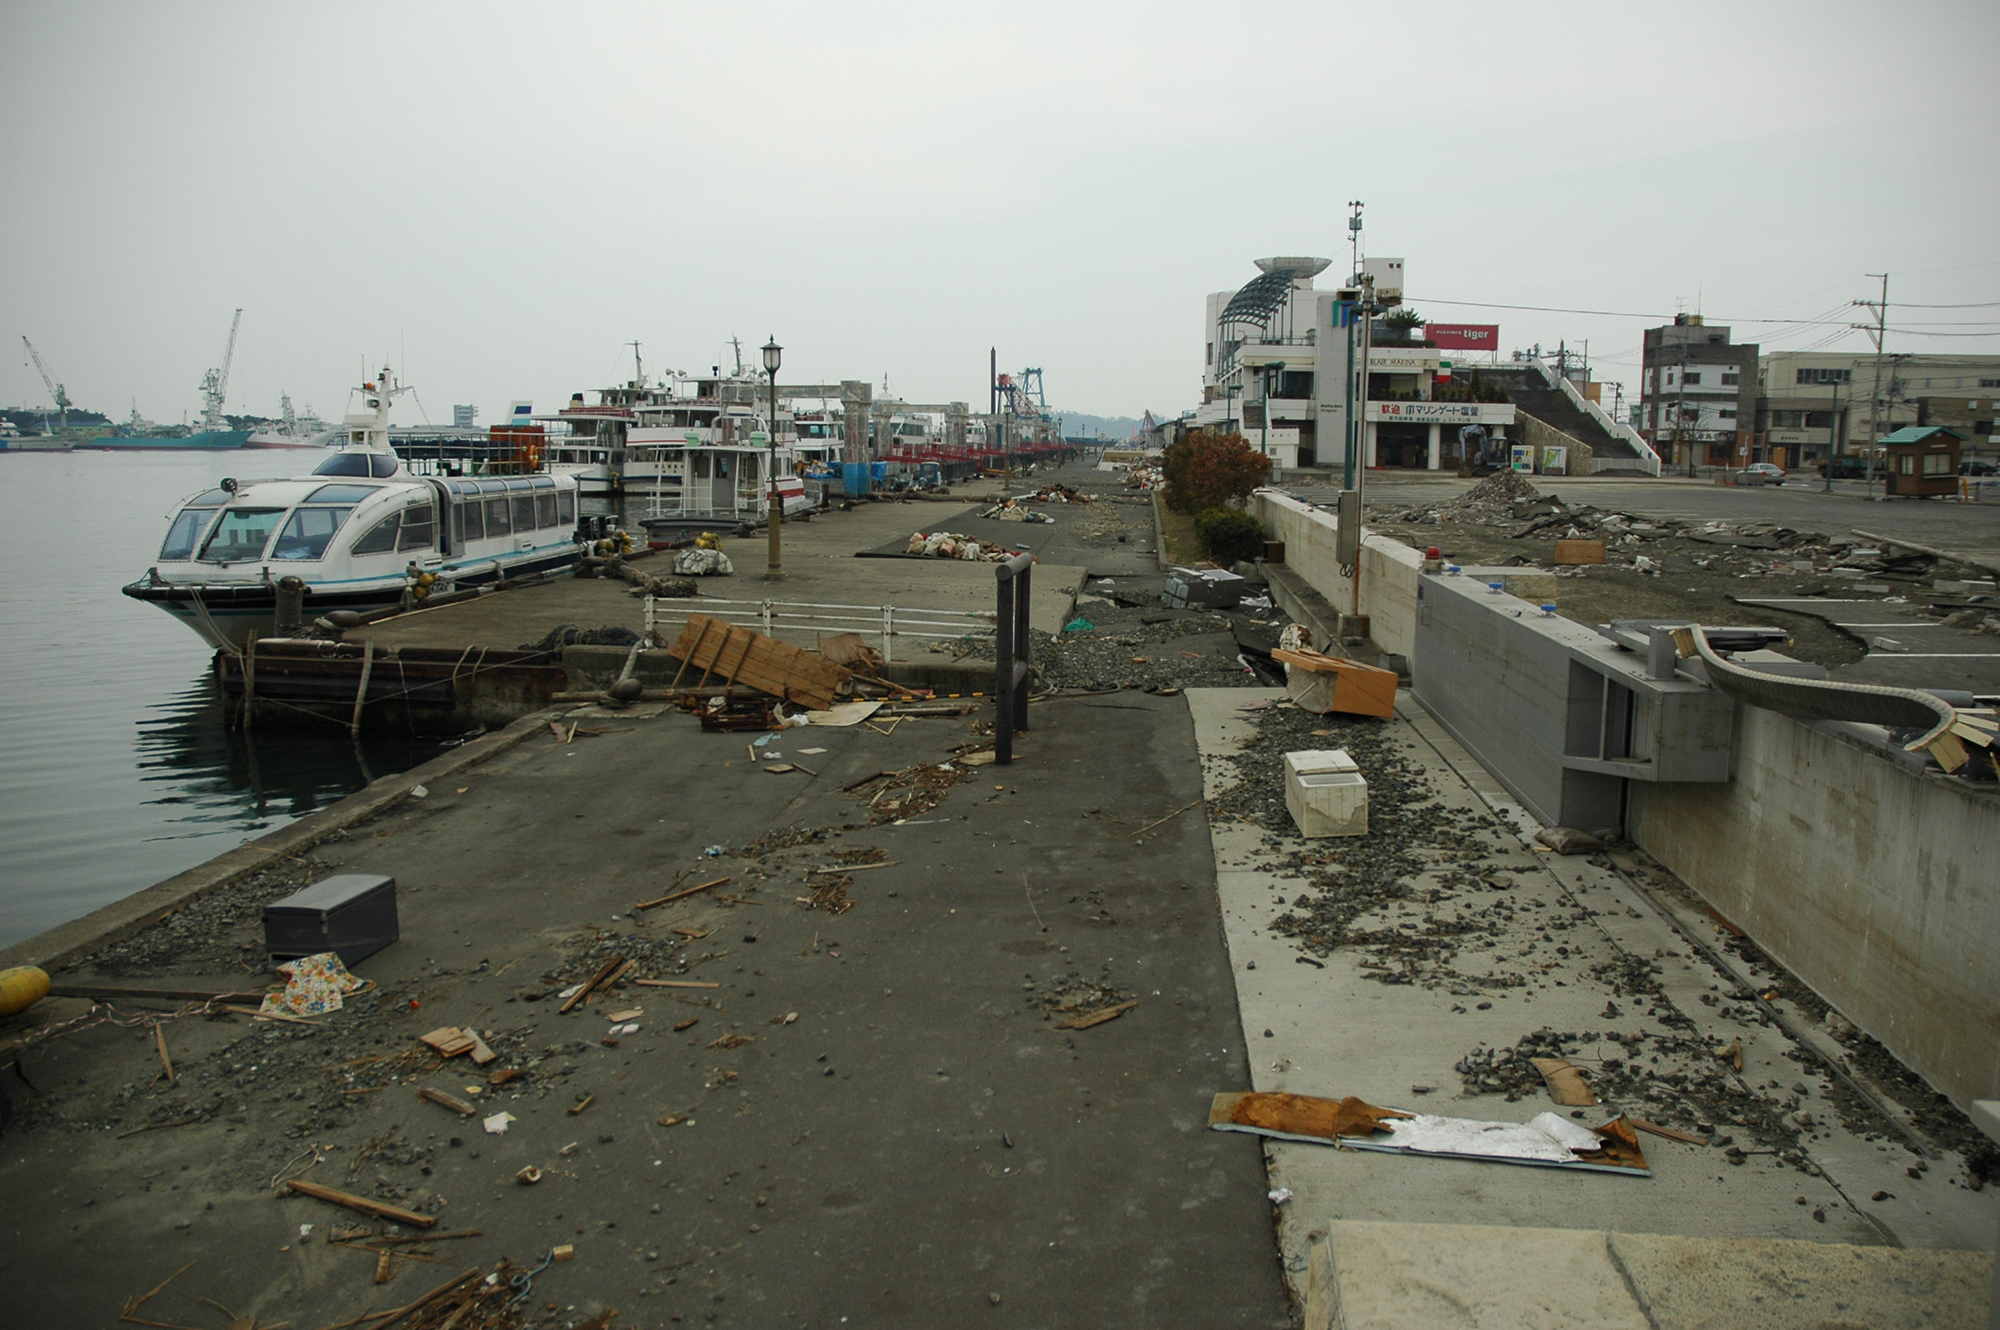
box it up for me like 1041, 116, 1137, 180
159, 507, 219, 561
558, 490, 575, 523
198, 509, 285, 563
306, 483, 378, 503
271, 506, 353, 561
397, 500, 436, 551
312, 453, 400, 479
512, 494, 536, 532
458, 499, 485, 542
536, 493, 558, 527
350, 513, 402, 556
484, 497, 511, 536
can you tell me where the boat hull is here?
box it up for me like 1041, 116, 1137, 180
79, 430, 253, 450
123, 546, 581, 651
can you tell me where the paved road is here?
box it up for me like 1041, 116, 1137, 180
1322, 474, 2000, 571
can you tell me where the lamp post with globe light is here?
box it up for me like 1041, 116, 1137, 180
763, 336, 783, 580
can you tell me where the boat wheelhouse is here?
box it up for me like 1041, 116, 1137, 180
123, 367, 583, 650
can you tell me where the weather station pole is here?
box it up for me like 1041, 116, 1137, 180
763, 336, 784, 580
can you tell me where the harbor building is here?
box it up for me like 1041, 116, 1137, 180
1193, 256, 1659, 473
1195, 255, 1516, 472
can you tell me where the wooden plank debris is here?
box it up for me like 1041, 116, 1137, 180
668, 613, 849, 711
1271, 647, 1398, 718
560, 954, 628, 1014
285, 1178, 438, 1228
51, 984, 269, 1004
1055, 1000, 1138, 1030
635, 877, 729, 911
636, 979, 720, 990
417, 1087, 478, 1117
1629, 1117, 1710, 1145
418, 1027, 477, 1058
1554, 538, 1607, 565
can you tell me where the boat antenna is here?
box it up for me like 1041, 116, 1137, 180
629, 340, 645, 387
728, 336, 744, 377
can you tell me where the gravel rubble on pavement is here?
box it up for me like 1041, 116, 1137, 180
1344, 470, 2000, 668
1205, 695, 1999, 1189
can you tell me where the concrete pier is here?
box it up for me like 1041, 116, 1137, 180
1, 461, 1992, 1326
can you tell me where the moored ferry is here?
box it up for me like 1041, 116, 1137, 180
123, 367, 584, 650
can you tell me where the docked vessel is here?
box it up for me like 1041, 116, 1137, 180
123, 367, 584, 649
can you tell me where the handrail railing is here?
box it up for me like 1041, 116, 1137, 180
643, 595, 994, 663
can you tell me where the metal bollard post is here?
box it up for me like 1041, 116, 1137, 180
994, 552, 1034, 765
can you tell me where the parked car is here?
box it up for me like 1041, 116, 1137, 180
1741, 463, 1786, 484
1960, 458, 1997, 477
1818, 456, 1882, 480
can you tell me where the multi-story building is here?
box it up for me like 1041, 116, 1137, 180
1757, 351, 2000, 467
1196, 256, 1515, 471
1638, 317, 1759, 471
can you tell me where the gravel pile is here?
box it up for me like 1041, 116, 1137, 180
86, 855, 337, 976
1023, 604, 1274, 693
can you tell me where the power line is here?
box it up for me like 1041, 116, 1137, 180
1404, 295, 1897, 326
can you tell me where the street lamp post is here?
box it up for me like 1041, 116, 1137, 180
763, 336, 784, 580
1823, 379, 1840, 494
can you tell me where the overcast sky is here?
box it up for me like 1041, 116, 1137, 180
5, 0, 1996, 425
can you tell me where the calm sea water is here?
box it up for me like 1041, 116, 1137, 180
0, 447, 448, 951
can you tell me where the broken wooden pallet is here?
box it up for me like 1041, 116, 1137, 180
669, 614, 850, 711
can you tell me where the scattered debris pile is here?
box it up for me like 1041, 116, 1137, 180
903, 530, 1029, 561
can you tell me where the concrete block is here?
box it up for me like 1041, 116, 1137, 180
1606, 1230, 1993, 1330
1306, 1221, 1649, 1330
1285, 749, 1367, 838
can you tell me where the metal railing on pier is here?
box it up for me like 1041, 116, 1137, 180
641, 595, 995, 662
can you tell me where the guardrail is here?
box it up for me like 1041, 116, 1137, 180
641, 595, 994, 662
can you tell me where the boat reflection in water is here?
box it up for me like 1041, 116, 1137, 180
135, 670, 451, 834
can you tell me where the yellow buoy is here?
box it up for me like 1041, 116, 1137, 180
0, 965, 50, 1016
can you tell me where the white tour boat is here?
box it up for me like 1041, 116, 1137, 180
124, 367, 584, 649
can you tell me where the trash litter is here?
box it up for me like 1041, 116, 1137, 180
259, 951, 369, 1018
1208, 1091, 1649, 1175
515, 1165, 543, 1185
1534, 826, 1603, 855
1267, 1188, 1293, 1205
1063, 617, 1095, 633
1529, 1057, 1598, 1106
672, 546, 734, 576
483, 1111, 515, 1135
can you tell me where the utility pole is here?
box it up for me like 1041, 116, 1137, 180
1858, 273, 1888, 498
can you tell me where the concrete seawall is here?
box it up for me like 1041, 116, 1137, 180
1252, 488, 2000, 1113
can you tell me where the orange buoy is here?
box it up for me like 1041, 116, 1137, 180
0, 965, 50, 1016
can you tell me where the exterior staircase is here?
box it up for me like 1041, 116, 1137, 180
1484, 367, 1648, 469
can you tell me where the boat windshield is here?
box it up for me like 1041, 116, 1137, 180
159, 508, 219, 561
197, 509, 286, 563
271, 506, 355, 561
312, 452, 401, 479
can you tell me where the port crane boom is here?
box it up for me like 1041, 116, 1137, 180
198, 308, 243, 432
21, 336, 71, 430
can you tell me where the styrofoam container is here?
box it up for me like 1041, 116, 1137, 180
1284, 750, 1367, 838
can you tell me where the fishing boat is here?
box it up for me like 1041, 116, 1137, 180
123, 367, 584, 649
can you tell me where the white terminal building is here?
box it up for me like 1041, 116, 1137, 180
1193, 255, 1516, 471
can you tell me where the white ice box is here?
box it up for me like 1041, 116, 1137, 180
1284, 749, 1367, 838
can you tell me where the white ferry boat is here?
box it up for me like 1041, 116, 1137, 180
123, 367, 583, 649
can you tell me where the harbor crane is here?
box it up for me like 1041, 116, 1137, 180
198, 308, 243, 432
21, 336, 71, 431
